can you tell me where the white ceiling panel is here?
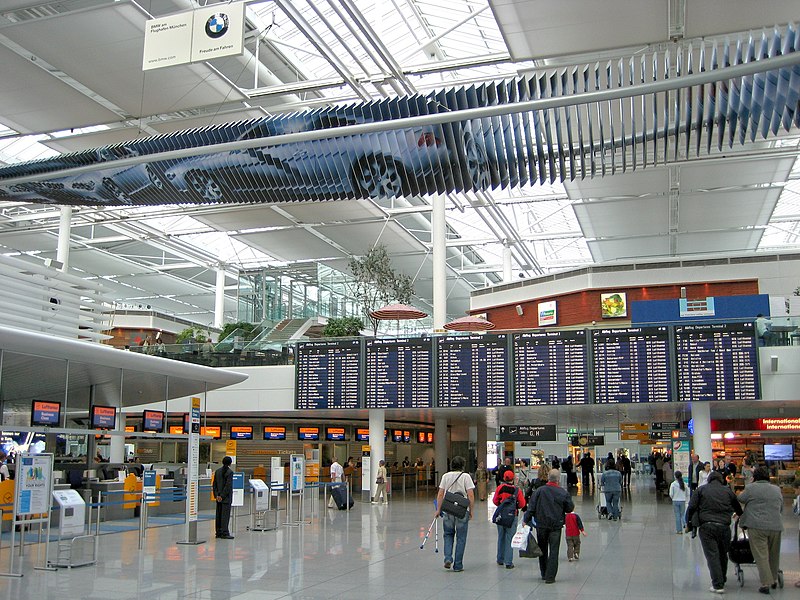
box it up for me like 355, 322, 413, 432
0, 45, 120, 133
194, 207, 297, 231
279, 199, 386, 224
588, 236, 671, 262
114, 273, 209, 297
678, 189, 781, 230
565, 168, 669, 200
234, 229, 344, 261
315, 221, 422, 256
679, 158, 796, 191
685, 1, 800, 39
489, 0, 666, 61
45, 248, 154, 277
1, 3, 246, 119
43, 129, 155, 154
573, 196, 668, 238
676, 230, 763, 254
149, 109, 269, 134
0, 231, 57, 253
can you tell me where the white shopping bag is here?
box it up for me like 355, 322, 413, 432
510, 523, 530, 550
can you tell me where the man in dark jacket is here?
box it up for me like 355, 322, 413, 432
523, 469, 574, 584
578, 452, 595, 490
213, 456, 235, 539
495, 457, 513, 486
686, 471, 743, 593
688, 454, 703, 491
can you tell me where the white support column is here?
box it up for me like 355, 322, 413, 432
690, 402, 713, 465
435, 417, 447, 482
432, 194, 447, 330
109, 414, 125, 463
214, 267, 226, 330
477, 426, 488, 471
502, 245, 513, 283
56, 206, 72, 272
369, 409, 385, 500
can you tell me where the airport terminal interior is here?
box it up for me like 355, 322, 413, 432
1, 1, 800, 598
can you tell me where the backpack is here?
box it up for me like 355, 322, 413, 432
492, 485, 518, 528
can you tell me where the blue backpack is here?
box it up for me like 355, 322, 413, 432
492, 485, 518, 528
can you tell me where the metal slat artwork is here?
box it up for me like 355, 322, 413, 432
1, 25, 799, 206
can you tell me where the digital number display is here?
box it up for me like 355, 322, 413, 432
513, 330, 588, 405
365, 337, 432, 408
592, 327, 672, 403
675, 322, 760, 401
436, 334, 509, 407
295, 340, 361, 409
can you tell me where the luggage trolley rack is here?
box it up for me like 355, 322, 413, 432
246, 480, 280, 532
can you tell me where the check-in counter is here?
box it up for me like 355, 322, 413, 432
88, 480, 129, 521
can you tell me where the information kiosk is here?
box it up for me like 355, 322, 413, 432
50, 489, 96, 569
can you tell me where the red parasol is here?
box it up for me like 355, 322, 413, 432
443, 315, 496, 331
370, 303, 428, 320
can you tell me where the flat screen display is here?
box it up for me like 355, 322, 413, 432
403, 430, 411, 443
365, 337, 432, 409
325, 427, 348, 441
142, 410, 165, 433
591, 326, 672, 403
763, 444, 794, 461
436, 333, 509, 407
90, 405, 117, 429
263, 426, 286, 440
513, 330, 588, 405
230, 426, 253, 440
168, 426, 184, 435
31, 400, 61, 427
298, 427, 320, 441
201, 426, 221, 439
355, 428, 369, 441
392, 430, 403, 443
295, 339, 361, 409
674, 322, 760, 402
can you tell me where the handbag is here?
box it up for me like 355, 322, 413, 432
510, 523, 530, 550
518, 530, 543, 558
376, 476, 384, 484
440, 473, 469, 518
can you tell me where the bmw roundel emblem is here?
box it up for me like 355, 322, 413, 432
205, 13, 229, 39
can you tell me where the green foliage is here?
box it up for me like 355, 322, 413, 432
219, 321, 256, 341
348, 244, 415, 335
323, 317, 364, 337
176, 327, 208, 343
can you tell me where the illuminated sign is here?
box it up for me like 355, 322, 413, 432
142, 410, 165, 433
90, 405, 116, 429
125, 426, 136, 433
31, 400, 61, 426
355, 428, 370, 441
230, 426, 253, 440
326, 427, 347, 441
169, 426, 184, 435
759, 417, 800, 431
298, 427, 319, 441
201, 426, 221, 439
263, 426, 286, 440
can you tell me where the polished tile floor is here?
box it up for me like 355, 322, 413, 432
0, 477, 797, 599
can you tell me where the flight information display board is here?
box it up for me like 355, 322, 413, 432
513, 330, 589, 405
365, 337, 432, 409
674, 322, 760, 401
592, 326, 672, 403
436, 334, 509, 407
295, 340, 361, 409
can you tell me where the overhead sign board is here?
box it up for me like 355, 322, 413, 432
570, 435, 605, 446
651, 422, 681, 431
498, 425, 557, 441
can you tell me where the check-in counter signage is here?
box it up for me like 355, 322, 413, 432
169, 426, 184, 435
201, 426, 221, 439
325, 427, 347, 441
417, 431, 434, 444
298, 427, 319, 440
230, 426, 253, 440
263, 426, 286, 440
125, 426, 136, 433
90, 405, 116, 429
355, 428, 369, 441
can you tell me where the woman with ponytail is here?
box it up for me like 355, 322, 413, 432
669, 471, 689, 534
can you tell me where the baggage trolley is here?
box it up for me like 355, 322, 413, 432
729, 522, 783, 589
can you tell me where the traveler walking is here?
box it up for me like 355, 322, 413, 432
668, 471, 689, 534
434, 456, 475, 572
491, 470, 525, 569
601, 461, 622, 521
738, 467, 784, 594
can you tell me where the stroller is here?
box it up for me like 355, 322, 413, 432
729, 522, 784, 588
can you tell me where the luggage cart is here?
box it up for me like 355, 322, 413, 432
730, 522, 784, 589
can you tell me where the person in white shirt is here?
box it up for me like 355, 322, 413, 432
669, 471, 690, 534
698, 462, 712, 487
328, 459, 344, 507
0, 453, 9, 481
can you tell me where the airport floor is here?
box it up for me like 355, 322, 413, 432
0, 476, 797, 600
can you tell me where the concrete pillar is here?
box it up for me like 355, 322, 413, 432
477, 426, 488, 470
435, 417, 447, 482
214, 267, 226, 330
369, 409, 385, 499
56, 206, 72, 271
432, 194, 446, 330
110, 413, 126, 464
690, 402, 713, 464
502, 245, 513, 283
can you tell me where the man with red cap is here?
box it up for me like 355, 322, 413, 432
492, 469, 526, 568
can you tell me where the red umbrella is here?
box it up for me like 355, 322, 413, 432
443, 315, 496, 331
370, 303, 428, 320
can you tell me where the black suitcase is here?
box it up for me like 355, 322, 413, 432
728, 523, 754, 565
331, 483, 354, 510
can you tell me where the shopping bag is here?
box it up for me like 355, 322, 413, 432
519, 531, 543, 558
510, 523, 530, 550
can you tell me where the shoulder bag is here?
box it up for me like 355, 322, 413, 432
440, 472, 469, 518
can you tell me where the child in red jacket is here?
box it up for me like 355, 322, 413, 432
565, 511, 586, 561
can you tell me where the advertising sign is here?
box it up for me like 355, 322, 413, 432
289, 454, 304, 492
16, 453, 52, 515
142, 11, 193, 71
232, 472, 245, 507
537, 300, 557, 326
190, 3, 245, 64
673, 437, 691, 481
187, 396, 201, 524
600, 292, 627, 318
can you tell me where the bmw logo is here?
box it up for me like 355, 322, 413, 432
205, 13, 229, 39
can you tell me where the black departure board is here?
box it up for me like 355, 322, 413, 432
295, 340, 361, 409
436, 334, 509, 407
592, 326, 672, 403
365, 337, 432, 409
674, 322, 760, 401
513, 330, 588, 405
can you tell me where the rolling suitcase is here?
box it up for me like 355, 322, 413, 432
331, 483, 354, 510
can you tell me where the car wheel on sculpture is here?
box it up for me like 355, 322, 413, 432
352, 154, 407, 199
101, 177, 132, 204
186, 170, 226, 202
145, 164, 168, 191
462, 129, 491, 191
